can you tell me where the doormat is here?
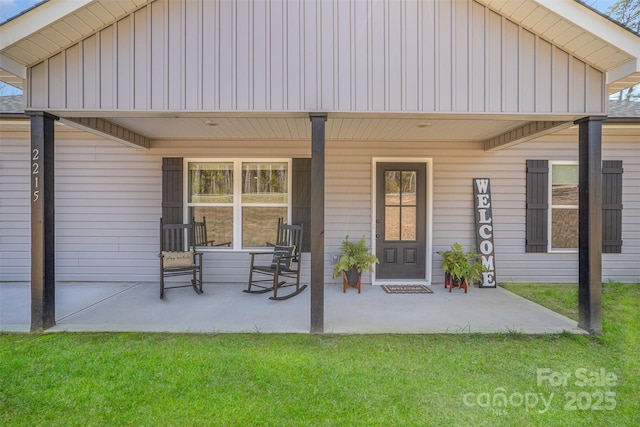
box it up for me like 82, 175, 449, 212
381, 285, 433, 294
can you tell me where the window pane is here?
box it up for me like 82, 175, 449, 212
551, 208, 578, 249
191, 206, 233, 246
401, 171, 417, 206
242, 162, 288, 203
402, 207, 416, 241
242, 207, 288, 247
385, 206, 400, 240
188, 162, 233, 203
385, 171, 401, 205
552, 165, 578, 206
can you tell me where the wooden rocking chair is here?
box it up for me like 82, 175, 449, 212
244, 223, 306, 300
159, 218, 203, 299
193, 216, 232, 247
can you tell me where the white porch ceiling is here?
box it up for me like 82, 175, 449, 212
1, 113, 546, 144
107, 115, 527, 142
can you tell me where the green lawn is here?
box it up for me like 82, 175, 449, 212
1, 283, 638, 426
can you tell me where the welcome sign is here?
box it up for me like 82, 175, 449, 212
473, 178, 497, 288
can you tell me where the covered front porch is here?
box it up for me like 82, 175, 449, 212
6, 0, 639, 336
1, 281, 582, 334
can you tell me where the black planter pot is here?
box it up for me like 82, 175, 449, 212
345, 267, 361, 285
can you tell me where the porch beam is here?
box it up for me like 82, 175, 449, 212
309, 112, 327, 334
577, 116, 606, 335
484, 121, 572, 151
28, 111, 58, 332
61, 117, 150, 150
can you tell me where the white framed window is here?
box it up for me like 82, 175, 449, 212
186, 159, 291, 250
548, 161, 578, 252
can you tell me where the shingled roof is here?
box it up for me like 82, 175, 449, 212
609, 100, 640, 118
0, 95, 23, 113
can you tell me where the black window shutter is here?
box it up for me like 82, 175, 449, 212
162, 158, 184, 224
602, 160, 623, 253
292, 158, 311, 252
526, 160, 549, 252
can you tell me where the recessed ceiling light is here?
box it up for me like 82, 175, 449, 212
204, 120, 219, 126
417, 122, 431, 128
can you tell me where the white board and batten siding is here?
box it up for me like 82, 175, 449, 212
28, 0, 605, 116
2, 128, 638, 284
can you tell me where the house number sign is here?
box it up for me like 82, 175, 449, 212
32, 148, 41, 203
473, 178, 497, 288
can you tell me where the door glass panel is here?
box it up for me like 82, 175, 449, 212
385, 171, 401, 206
385, 207, 400, 240
401, 171, 417, 205
402, 207, 416, 240
384, 170, 419, 242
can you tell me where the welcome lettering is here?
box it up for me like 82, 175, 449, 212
473, 178, 497, 287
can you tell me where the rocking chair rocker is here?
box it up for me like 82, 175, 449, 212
244, 222, 306, 300
159, 218, 203, 299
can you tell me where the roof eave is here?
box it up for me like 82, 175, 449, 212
536, 0, 640, 58
0, 0, 94, 50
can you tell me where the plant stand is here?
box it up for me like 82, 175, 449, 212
444, 272, 468, 293
449, 279, 467, 293
343, 273, 361, 293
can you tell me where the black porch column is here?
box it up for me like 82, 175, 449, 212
309, 113, 327, 334
28, 112, 58, 332
576, 116, 605, 335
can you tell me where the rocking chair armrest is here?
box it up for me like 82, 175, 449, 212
248, 250, 276, 264
249, 251, 275, 256
159, 251, 202, 256
196, 240, 232, 247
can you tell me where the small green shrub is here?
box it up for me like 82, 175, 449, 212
332, 235, 379, 279
437, 242, 486, 285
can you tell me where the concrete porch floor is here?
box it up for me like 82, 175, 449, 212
1, 281, 584, 334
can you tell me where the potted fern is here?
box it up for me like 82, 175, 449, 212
437, 242, 485, 292
333, 235, 379, 286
